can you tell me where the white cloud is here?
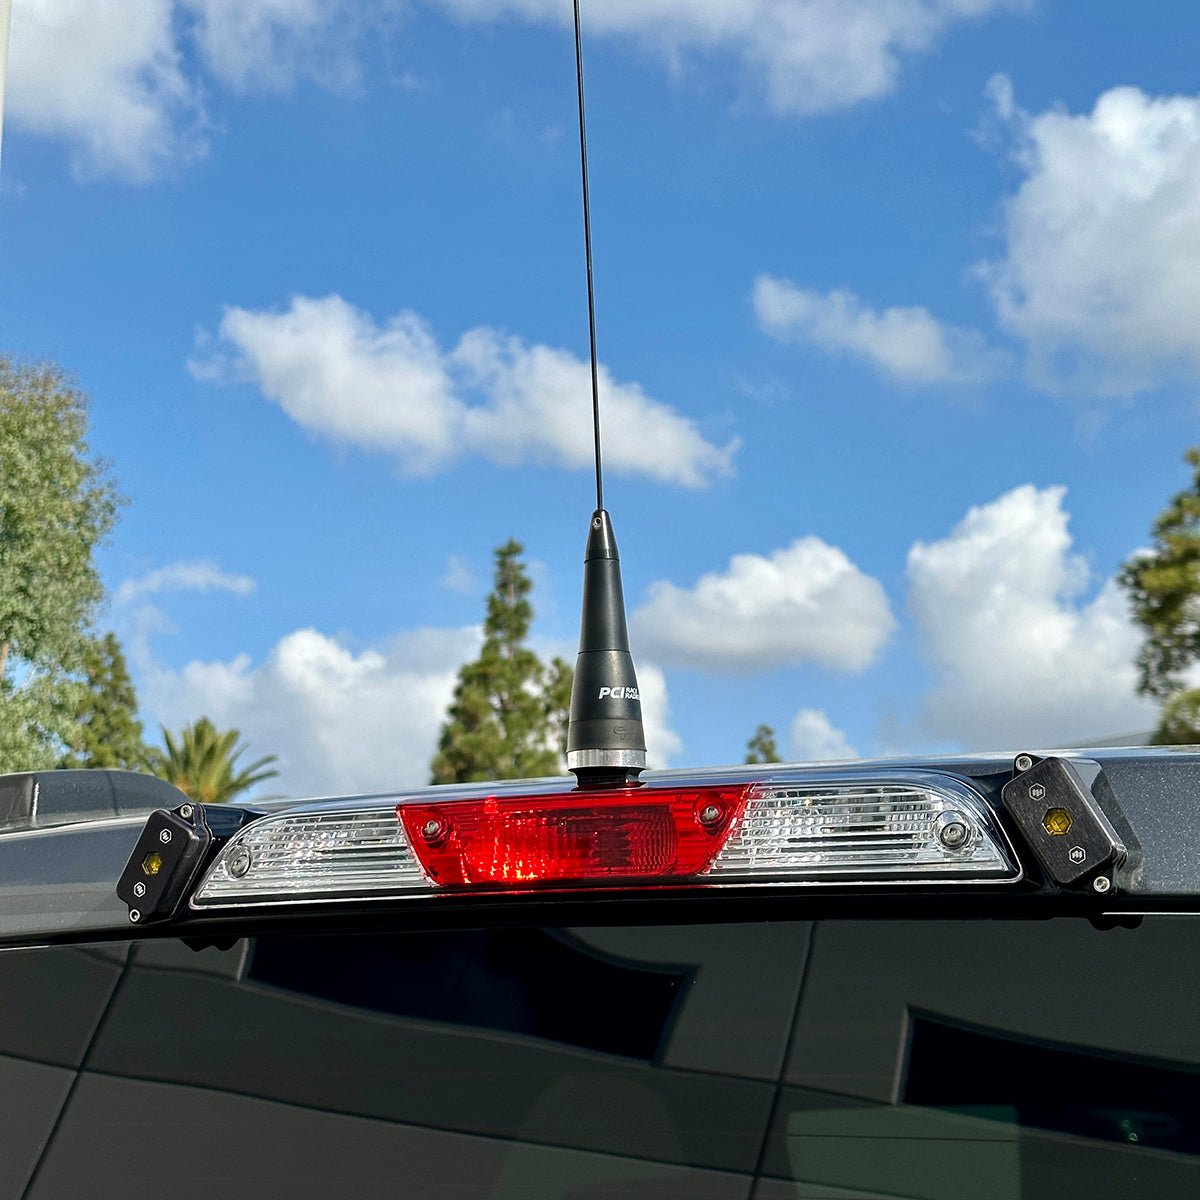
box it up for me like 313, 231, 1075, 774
980, 78, 1200, 393
182, 0, 377, 94
754, 276, 1005, 386
429, 0, 1026, 117
637, 661, 683, 769
194, 293, 737, 487
439, 555, 477, 595
134, 621, 682, 794
788, 708, 857, 762
7, 0, 203, 181
6, 0, 390, 180
631, 537, 895, 673
116, 559, 257, 605
139, 625, 482, 798
907, 484, 1155, 749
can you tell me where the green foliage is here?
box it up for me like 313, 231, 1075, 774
0, 356, 122, 772
745, 723, 782, 764
1151, 689, 1200, 747
147, 717, 279, 804
431, 539, 573, 784
1120, 448, 1200, 744
59, 632, 151, 770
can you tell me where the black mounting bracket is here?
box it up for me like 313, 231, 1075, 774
1001, 754, 1140, 895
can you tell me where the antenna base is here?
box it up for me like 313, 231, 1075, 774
567, 747, 647, 772
565, 510, 647, 789
571, 765, 645, 789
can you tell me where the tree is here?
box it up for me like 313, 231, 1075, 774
59, 632, 151, 770
745, 723, 782, 764
147, 717, 279, 803
431, 539, 573, 783
1120, 447, 1200, 744
0, 356, 122, 772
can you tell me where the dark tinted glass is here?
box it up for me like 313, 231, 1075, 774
4, 918, 1199, 1199
247, 928, 689, 1059
906, 1014, 1200, 1155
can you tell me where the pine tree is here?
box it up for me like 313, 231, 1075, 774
0, 356, 122, 772
431, 540, 572, 783
1120, 447, 1200, 744
745, 723, 782, 764
59, 632, 150, 770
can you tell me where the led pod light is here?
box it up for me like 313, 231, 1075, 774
191, 772, 1017, 908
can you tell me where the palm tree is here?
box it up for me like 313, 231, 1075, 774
148, 716, 279, 804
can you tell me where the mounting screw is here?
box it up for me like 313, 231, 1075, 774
228, 845, 252, 878
698, 803, 723, 827
1093, 875, 1112, 894
1015, 754, 1034, 772
129, 909, 141, 923
179, 804, 193, 819
421, 818, 447, 845
935, 812, 971, 850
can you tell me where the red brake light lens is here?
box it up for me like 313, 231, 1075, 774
398, 785, 752, 887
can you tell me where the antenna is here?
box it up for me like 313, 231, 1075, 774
565, 0, 647, 787
574, 0, 603, 514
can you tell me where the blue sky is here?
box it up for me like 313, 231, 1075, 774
2, 0, 1199, 797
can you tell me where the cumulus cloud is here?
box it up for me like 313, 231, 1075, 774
754, 276, 1006, 386
183, 0, 378, 94
116, 559, 257, 605
139, 625, 482, 798
439, 555, 477, 595
7, 0, 203, 181
6, 0, 388, 180
637, 661, 683, 769
908, 484, 1155, 749
980, 77, 1200, 393
135, 622, 682, 795
631, 537, 895, 673
429, 0, 1026, 117
788, 708, 857, 762
193, 293, 737, 487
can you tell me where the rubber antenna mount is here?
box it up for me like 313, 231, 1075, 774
566, 509, 647, 786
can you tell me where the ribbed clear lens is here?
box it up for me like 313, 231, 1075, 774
192, 808, 429, 906
706, 781, 1016, 880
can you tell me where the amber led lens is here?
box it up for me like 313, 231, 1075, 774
1042, 808, 1072, 836
141, 851, 164, 876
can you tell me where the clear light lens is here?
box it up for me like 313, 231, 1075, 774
706, 780, 1016, 880
192, 808, 429, 906
188, 773, 1017, 908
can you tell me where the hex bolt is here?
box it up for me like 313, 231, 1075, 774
1093, 875, 1112, 894
1014, 754, 1034, 772
179, 804, 193, 819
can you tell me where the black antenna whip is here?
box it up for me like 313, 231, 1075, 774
566, 0, 646, 787
573, 0, 603, 512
